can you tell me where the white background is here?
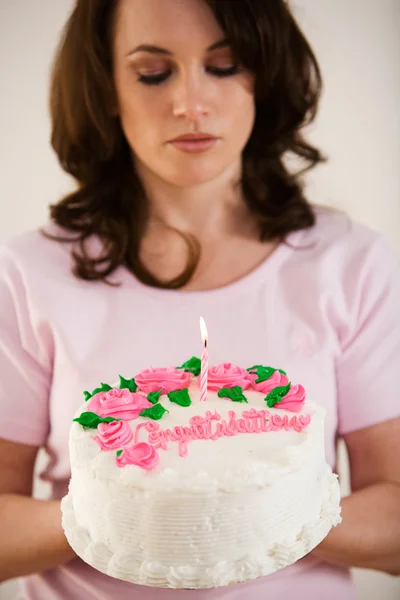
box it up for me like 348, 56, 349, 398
0, 1, 399, 598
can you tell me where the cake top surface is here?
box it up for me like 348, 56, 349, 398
70, 359, 324, 491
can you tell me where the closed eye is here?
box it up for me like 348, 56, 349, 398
137, 65, 240, 86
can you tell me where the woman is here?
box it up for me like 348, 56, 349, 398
0, 0, 399, 598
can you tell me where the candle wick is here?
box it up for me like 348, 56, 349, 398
204, 339, 208, 348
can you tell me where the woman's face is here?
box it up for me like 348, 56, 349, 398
112, 0, 255, 188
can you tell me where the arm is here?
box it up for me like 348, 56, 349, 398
0, 438, 76, 582
312, 417, 400, 575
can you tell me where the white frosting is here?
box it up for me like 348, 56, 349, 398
62, 385, 341, 589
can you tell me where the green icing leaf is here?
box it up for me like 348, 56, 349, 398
116, 450, 123, 457
217, 386, 248, 403
247, 365, 287, 383
177, 356, 201, 377
147, 390, 162, 404
73, 412, 119, 429
140, 403, 168, 420
118, 375, 137, 392
168, 388, 192, 407
265, 383, 292, 408
83, 382, 112, 402
83, 390, 92, 402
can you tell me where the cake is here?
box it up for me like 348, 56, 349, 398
61, 358, 342, 589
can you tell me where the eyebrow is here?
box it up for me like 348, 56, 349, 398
126, 39, 230, 57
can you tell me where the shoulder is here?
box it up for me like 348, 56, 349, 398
296, 207, 400, 341
0, 223, 76, 284
297, 205, 398, 275
283, 206, 399, 323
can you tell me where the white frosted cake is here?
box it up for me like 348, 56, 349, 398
61, 359, 341, 589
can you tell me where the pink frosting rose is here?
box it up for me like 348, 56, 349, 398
87, 388, 153, 420
116, 442, 159, 470
252, 370, 290, 394
207, 363, 254, 391
94, 420, 133, 450
135, 366, 192, 394
277, 384, 306, 413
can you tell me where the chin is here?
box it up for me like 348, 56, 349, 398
163, 161, 237, 188
168, 173, 220, 187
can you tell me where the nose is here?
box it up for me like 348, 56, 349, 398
172, 70, 211, 122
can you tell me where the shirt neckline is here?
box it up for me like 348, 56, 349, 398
113, 228, 308, 302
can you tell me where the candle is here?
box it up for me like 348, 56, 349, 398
199, 317, 208, 402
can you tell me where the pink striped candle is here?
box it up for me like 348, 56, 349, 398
199, 317, 208, 402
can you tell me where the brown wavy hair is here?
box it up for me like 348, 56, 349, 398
47, 0, 325, 288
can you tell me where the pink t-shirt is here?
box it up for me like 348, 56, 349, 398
1, 207, 399, 600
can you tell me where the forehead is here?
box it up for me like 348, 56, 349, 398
113, 0, 225, 54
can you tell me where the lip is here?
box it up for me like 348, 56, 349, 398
170, 133, 217, 142
168, 134, 219, 154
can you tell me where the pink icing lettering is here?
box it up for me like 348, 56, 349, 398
137, 408, 312, 459
228, 411, 238, 434
256, 414, 265, 431
293, 420, 303, 432
171, 426, 191, 457
262, 419, 273, 432
202, 415, 213, 440
188, 410, 221, 440
189, 425, 200, 441
134, 422, 169, 451
203, 422, 213, 440
271, 414, 283, 430
242, 409, 254, 419
148, 429, 167, 450
242, 408, 263, 433
179, 445, 188, 457
189, 415, 206, 426
144, 422, 160, 433
164, 429, 175, 443
193, 424, 206, 439
258, 410, 272, 432
243, 417, 255, 433
205, 410, 221, 421
295, 414, 311, 431
173, 425, 185, 437
237, 418, 248, 433
213, 421, 231, 438
182, 426, 193, 438
134, 422, 151, 444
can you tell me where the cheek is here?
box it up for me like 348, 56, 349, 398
228, 90, 256, 141
119, 90, 150, 128
119, 96, 163, 157
114, 72, 162, 146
